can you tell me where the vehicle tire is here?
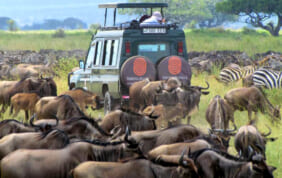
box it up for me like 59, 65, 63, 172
104, 91, 112, 115
120, 56, 156, 87
157, 55, 192, 86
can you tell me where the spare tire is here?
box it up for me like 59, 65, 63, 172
120, 56, 156, 87
157, 56, 192, 85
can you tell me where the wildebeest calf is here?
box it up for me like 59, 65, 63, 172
10, 92, 40, 121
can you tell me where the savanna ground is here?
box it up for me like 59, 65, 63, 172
0, 29, 281, 177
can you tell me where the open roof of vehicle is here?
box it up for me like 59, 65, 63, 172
99, 3, 168, 8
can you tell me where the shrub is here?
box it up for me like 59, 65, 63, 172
241, 27, 257, 34
52, 28, 66, 38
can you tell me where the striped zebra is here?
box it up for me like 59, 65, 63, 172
218, 56, 273, 84
218, 65, 257, 84
218, 66, 242, 84
252, 68, 282, 89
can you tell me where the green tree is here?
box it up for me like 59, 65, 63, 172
121, 0, 236, 27
216, 0, 282, 36
7, 19, 18, 31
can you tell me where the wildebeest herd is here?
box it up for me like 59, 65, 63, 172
0, 68, 280, 178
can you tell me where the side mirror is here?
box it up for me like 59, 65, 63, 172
79, 60, 85, 69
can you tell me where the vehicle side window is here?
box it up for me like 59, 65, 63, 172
101, 39, 119, 66
111, 40, 119, 66
94, 41, 102, 66
102, 40, 112, 66
85, 42, 95, 68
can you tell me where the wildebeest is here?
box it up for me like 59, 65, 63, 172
224, 86, 280, 121
100, 109, 156, 136
0, 81, 17, 116
9, 63, 55, 79
156, 82, 210, 124
129, 78, 150, 112
72, 156, 198, 178
190, 148, 275, 178
0, 141, 141, 178
32, 116, 112, 141
0, 129, 69, 160
142, 103, 186, 129
129, 77, 181, 112
0, 119, 56, 138
147, 134, 239, 161
34, 95, 86, 120
61, 88, 100, 113
123, 125, 203, 155
140, 77, 182, 108
147, 139, 212, 161
7, 77, 57, 101
10, 93, 40, 121
234, 124, 276, 160
242, 74, 254, 87
206, 95, 235, 130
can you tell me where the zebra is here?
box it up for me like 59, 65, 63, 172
218, 55, 272, 84
252, 68, 282, 89
218, 65, 258, 84
218, 66, 242, 84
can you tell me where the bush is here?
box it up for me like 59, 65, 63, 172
52, 28, 66, 38
184, 20, 197, 29
209, 27, 226, 33
241, 27, 257, 34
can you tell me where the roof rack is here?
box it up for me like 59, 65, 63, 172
100, 21, 178, 31
99, 3, 168, 27
98, 3, 168, 8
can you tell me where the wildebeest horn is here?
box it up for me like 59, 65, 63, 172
200, 81, 210, 90
29, 114, 37, 127
189, 81, 209, 90
53, 115, 59, 127
261, 125, 271, 137
179, 147, 188, 167
124, 126, 131, 143
211, 128, 224, 133
124, 126, 138, 147
226, 123, 237, 133
248, 146, 254, 160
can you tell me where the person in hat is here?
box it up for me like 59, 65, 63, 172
140, 11, 163, 26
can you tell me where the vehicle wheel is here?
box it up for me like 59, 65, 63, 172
104, 91, 112, 115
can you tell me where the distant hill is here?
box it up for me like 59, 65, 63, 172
0, 17, 13, 30
0, 0, 128, 28
22, 17, 88, 30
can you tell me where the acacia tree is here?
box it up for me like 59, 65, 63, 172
216, 0, 282, 36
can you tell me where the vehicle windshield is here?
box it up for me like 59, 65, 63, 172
137, 42, 170, 63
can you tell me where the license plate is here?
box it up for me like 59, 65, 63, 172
142, 28, 166, 34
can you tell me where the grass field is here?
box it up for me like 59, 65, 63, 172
0, 29, 281, 177
1, 28, 282, 56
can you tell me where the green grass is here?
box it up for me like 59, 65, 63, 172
185, 28, 282, 56
0, 29, 281, 176
0, 30, 92, 50
1, 29, 282, 57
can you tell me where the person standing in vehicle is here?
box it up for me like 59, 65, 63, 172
140, 11, 163, 26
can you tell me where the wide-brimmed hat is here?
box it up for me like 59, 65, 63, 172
152, 11, 162, 21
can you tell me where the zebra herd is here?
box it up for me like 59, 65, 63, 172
218, 55, 282, 89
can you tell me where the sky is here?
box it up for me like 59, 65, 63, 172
0, 0, 127, 26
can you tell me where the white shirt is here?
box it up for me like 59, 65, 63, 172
140, 16, 161, 27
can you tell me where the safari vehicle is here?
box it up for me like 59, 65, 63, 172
68, 3, 191, 114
